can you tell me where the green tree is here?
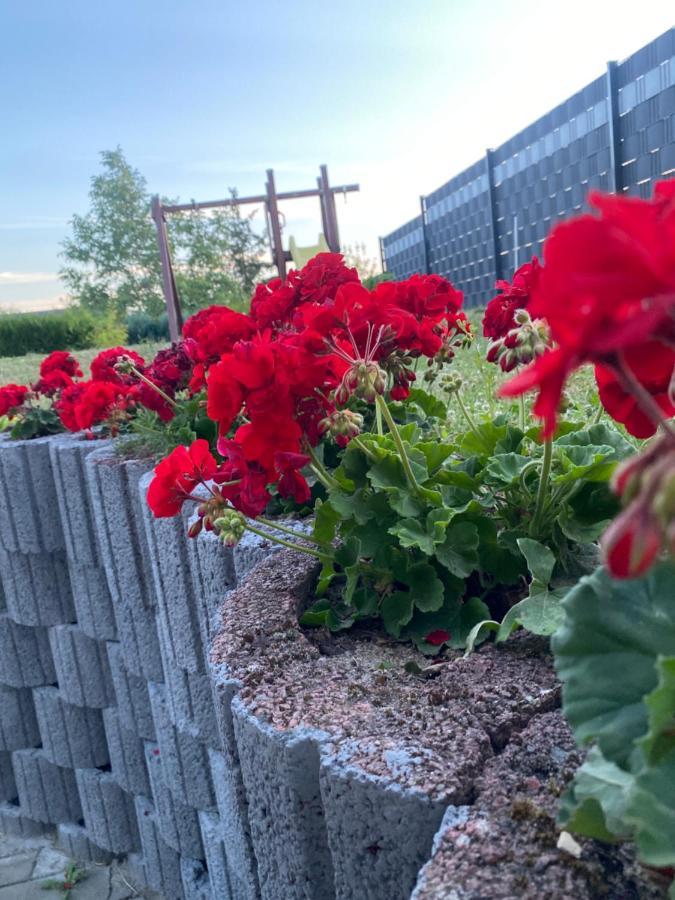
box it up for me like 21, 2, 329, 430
60, 147, 268, 319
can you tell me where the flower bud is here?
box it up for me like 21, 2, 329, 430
441, 374, 463, 395
187, 518, 203, 539
319, 409, 364, 443
601, 500, 663, 579
214, 510, 246, 547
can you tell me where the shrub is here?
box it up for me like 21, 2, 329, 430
126, 311, 170, 344
0, 310, 98, 357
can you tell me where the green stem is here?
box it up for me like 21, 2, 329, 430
455, 390, 487, 448
375, 401, 384, 437
305, 444, 341, 490
244, 522, 330, 562
375, 394, 422, 494
129, 364, 178, 410
529, 438, 553, 538
255, 515, 322, 545
351, 436, 378, 461
592, 403, 604, 425
518, 395, 526, 432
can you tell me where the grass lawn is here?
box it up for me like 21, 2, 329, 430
0, 342, 168, 385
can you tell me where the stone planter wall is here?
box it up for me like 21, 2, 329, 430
0, 437, 667, 900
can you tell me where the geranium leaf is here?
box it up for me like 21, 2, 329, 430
484, 453, 532, 486
381, 591, 415, 637
552, 562, 675, 767
388, 519, 434, 555
517, 537, 556, 585
627, 748, 675, 868
435, 522, 479, 577
559, 746, 633, 842
639, 656, 675, 764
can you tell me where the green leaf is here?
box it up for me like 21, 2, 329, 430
501, 584, 568, 638
435, 522, 480, 578
517, 537, 556, 585
388, 518, 434, 555
381, 591, 415, 637
484, 453, 532, 486
556, 507, 612, 544
559, 746, 633, 841
405, 562, 445, 612
464, 619, 500, 654
329, 487, 375, 526
639, 656, 675, 764
557, 423, 635, 462
299, 598, 332, 627
312, 500, 340, 545
627, 748, 675, 867
552, 562, 675, 767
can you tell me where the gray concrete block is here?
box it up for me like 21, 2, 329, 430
48, 624, 115, 708
0, 615, 55, 688
67, 561, 118, 641
0, 684, 40, 751
102, 707, 150, 797
181, 857, 212, 900
0, 752, 17, 802
184, 516, 236, 652
199, 810, 235, 900
0, 549, 75, 627
145, 742, 204, 860
106, 643, 156, 740
12, 748, 83, 824
233, 528, 285, 586
0, 435, 64, 554
75, 768, 140, 854
0, 801, 48, 838
158, 610, 220, 747
134, 795, 185, 900
113, 595, 164, 683
140, 473, 206, 674
232, 699, 333, 900
48, 434, 112, 567
318, 746, 447, 900
149, 683, 215, 810
84, 447, 155, 611
208, 683, 259, 900
33, 686, 109, 769
56, 822, 114, 865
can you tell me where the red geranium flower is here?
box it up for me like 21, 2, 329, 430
33, 369, 74, 396
0, 384, 28, 417
595, 341, 675, 438
601, 499, 663, 579
500, 181, 675, 436
147, 439, 218, 517
91, 347, 145, 385
425, 629, 450, 646
55, 383, 88, 430
274, 451, 311, 504
483, 258, 540, 340
40, 350, 82, 379
71, 380, 129, 430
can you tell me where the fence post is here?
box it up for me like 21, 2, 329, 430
605, 61, 623, 194
151, 196, 183, 342
378, 237, 386, 274
265, 169, 287, 278
419, 196, 431, 275
485, 149, 501, 285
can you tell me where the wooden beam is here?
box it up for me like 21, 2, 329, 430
151, 196, 183, 342
163, 184, 359, 214
265, 169, 287, 278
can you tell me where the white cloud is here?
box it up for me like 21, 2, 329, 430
0, 272, 60, 285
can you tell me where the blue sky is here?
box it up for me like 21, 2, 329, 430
1, 1, 673, 310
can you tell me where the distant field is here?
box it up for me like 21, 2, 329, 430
0, 342, 168, 385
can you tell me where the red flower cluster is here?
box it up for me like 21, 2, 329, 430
483, 258, 541, 372
182, 306, 256, 391
135, 342, 193, 421
56, 380, 130, 431
32, 351, 83, 396
146, 439, 218, 517
90, 347, 145, 385
500, 181, 675, 437
0, 384, 28, 417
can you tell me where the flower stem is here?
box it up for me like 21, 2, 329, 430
518, 395, 526, 432
305, 444, 341, 490
351, 436, 378, 461
455, 390, 488, 449
375, 394, 422, 494
375, 401, 384, 437
255, 515, 322, 546
128, 364, 179, 410
243, 522, 330, 562
592, 403, 604, 425
530, 438, 553, 537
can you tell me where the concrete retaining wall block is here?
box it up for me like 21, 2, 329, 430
199, 810, 236, 900
102, 708, 150, 797
145, 742, 204, 860
48, 624, 115, 708
12, 748, 83, 824
75, 768, 140, 854
184, 518, 236, 652
33, 686, 109, 769
66, 561, 118, 641
106, 643, 156, 740
232, 700, 333, 900
0, 436, 65, 554
181, 857, 213, 900
0, 549, 75, 627
56, 822, 114, 865
0, 801, 48, 837
0, 615, 56, 688
318, 749, 447, 900
0, 684, 40, 751
149, 683, 216, 810
0, 751, 17, 803
134, 795, 185, 900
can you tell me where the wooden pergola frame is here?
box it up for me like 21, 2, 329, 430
151, 165, 359, 341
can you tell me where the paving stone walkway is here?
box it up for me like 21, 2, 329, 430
0, 830, 161, 899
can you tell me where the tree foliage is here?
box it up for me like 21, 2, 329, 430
60, 147, 268, 319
